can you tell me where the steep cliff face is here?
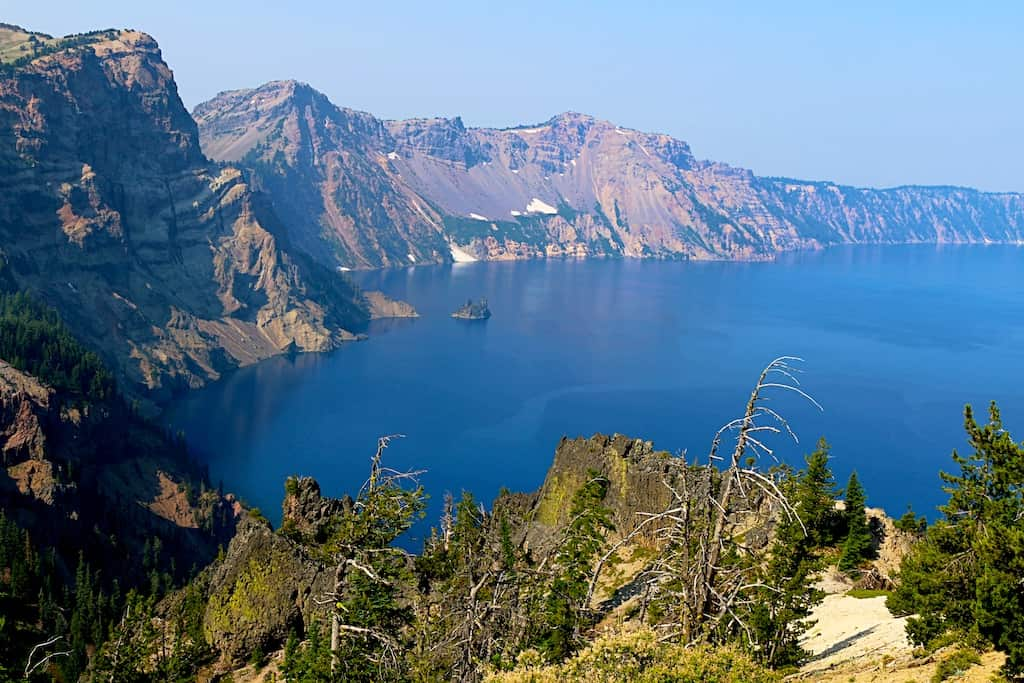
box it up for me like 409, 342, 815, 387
0, 29, 368, 398
194, 80, 450, 269
519, 434, 676, 553
196, 83, 1024, 268
0, 359, 237, 590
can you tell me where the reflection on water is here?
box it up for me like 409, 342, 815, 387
167, 246, 1024, 545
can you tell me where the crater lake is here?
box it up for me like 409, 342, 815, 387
166, 245, 1024, 545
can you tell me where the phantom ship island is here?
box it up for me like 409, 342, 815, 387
451, 298, 492, 320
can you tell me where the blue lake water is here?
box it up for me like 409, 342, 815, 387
166, 245, 1024, 545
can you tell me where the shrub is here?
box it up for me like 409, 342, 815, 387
484, 627, 779, 683
930, 648, 981, 682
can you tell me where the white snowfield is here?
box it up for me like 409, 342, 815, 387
407, 253, 416, 263
469, 213, 489, 221
526, 198, 558, 214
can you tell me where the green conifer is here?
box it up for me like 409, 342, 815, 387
838, 471, 873, 573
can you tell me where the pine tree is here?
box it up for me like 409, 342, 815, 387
793, 438, 842, 547
323, 437, 426, 682
838, 471, 873, 573
747, 463, 828, 668
536, 471, 614, 661
889, 402, 1024, 678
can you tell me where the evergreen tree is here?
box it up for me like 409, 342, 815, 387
893, 505, 928, 534
0, 291, 116, 402
748, 465, 827, 668
891, 403, 1024, 677
838, 471, 873, 574
793, 438, 842, 547
282, 621, 333, 682
535, 472, 614, 661
322, 437, 426, 682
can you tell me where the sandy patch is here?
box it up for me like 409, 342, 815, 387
801, 594, 911, 675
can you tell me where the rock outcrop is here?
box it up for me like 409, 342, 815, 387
515, 434, 678, 554
0, 28, 368, 399
202, 514, 330, 666
364, 290, 419, 319
451, 297, 491, 320
195, 477, 341, 669
196, 82, 1024, 269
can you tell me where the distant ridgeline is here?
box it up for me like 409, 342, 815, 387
195, 79, 1024, 270
0, 17, 1022, 683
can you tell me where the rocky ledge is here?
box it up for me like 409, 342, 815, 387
364, 291, 419, 319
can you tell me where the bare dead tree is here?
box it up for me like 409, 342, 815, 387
24, 634, 71, 679
616, 356, 822, 647
315, 434, 425, 678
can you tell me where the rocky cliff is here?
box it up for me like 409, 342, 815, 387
0, 359, 237, 591
0, 28, 369, 399
196, 82, 1024, 269
364, 290, 419, 319
193, 80, 451, 269
517, 433, 676, 553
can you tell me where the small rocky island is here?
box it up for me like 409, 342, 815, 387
451, 297, 491, 320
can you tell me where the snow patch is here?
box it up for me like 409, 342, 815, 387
387, 151, 400, 160
514, 126, 549, 134
570, 159, 577, 167
614, 128, 628, 135
469, 213, 489, 221
510, 210, 523, 217
407, 253, 417, 263
526, 198, 558, 215
337, 266, 352, 272
450, 244, 478, 263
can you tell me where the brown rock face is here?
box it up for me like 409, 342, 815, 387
0, 360, 237, 592
0, 360, 51, 464
193, 80, 451, 269
196, 84, 1024, 268
280, 475, 350, 542
364, 290, 419, 319
0, 29, 368, 398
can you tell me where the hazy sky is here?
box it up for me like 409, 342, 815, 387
4, 1, 1021, 191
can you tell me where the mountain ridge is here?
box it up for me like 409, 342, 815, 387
195, 79, 1024, 270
